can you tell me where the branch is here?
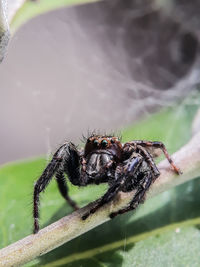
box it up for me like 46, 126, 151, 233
0, 0, 10, 62
1, 131, 200, 266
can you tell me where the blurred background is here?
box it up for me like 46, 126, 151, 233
1, 2, 200, 266
0, 0, 200, 164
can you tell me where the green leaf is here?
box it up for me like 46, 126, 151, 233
0, 96, 200, 266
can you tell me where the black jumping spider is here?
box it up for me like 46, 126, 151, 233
33, 134, 181, 233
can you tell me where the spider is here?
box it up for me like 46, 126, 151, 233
33, 134, 181, 233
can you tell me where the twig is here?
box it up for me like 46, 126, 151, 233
0, 0, 10, 62
0, 131, 200, 266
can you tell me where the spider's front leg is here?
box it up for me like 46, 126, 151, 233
123, 142, 160, 179
82, 157, 143, 220
125, 140, 182, 174
33, 142, 80, 234
81, 178, 122, 220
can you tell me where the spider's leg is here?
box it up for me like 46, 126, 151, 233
82, 181, 122, 220
110, 172, 153, 218
33, 142, 80, 234
33, 157, 61, 234
55, 170, 79, 210
82, 157, 143, 220
137, 145, 160, 179
126, 140, 182, 174
123, 142, 160, 178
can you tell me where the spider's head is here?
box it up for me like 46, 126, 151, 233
84, 135, 122, 180
84, 135, 122, 157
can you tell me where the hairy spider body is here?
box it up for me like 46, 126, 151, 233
33, 135, 181, 233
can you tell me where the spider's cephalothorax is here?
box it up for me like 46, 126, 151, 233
33, 134, 181, 233
83, 136, 122, 183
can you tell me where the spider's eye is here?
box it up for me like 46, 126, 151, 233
111, 139, 115, 144
101, 139, 108, 147
93, 139, 99, 147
